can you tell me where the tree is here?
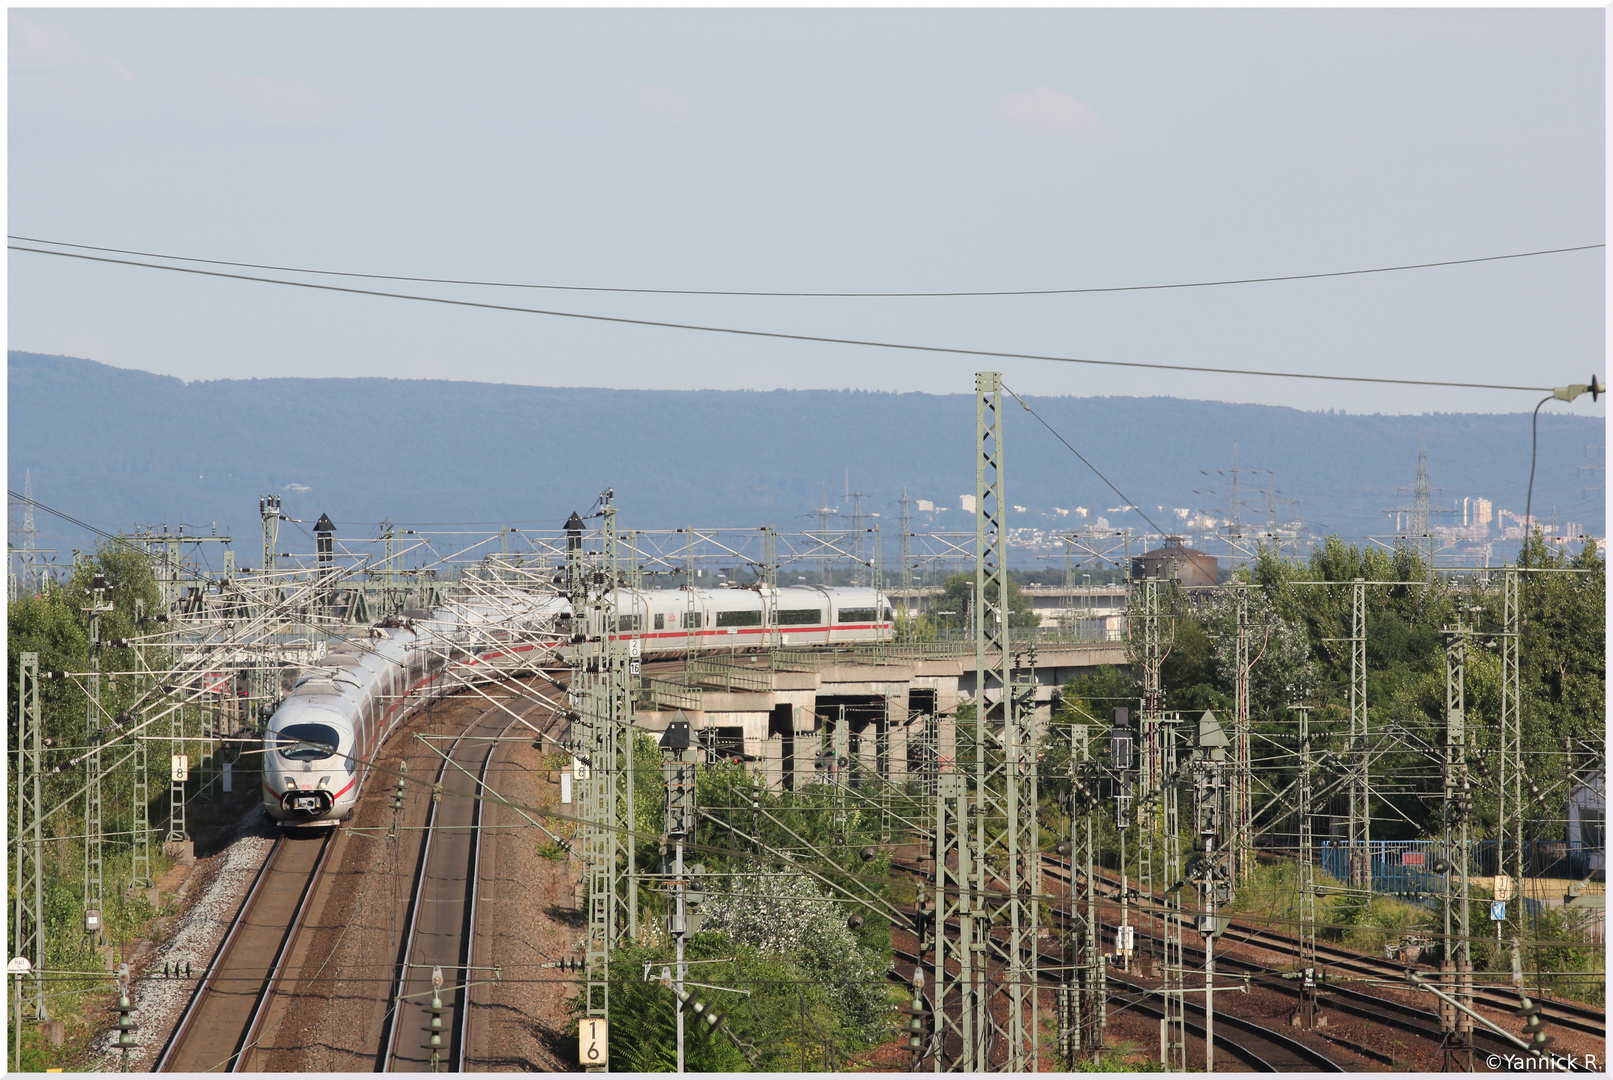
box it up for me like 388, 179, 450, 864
933, 572, 1039, 631
1056, 665, 1138, 725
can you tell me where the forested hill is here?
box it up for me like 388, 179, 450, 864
7, 350, 1604, 560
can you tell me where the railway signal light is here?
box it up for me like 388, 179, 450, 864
1515, 995, 1555, 1052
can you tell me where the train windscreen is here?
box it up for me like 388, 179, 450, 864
273, 722, 341, 761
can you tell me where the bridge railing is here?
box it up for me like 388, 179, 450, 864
637, 678, 702, 712
685, 657, 774, 693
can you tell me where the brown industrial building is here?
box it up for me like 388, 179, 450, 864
1131, 536, 1219, 586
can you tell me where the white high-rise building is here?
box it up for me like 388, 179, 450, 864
1464, 497, 1494, 535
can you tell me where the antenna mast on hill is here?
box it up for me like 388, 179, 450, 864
845, 477, 871, 587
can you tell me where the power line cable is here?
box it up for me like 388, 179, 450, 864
7, 488, 152, 556
7, 245, 1566, 394
999, 384, 1167, 535
8, 234, 1601, 298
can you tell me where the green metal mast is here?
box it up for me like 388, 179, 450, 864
84, 572, 114, 944
572, 494, 623, 1067
1348, 578, 1369, 889
972, 371, 1039, 1071
14, 653, 48, 1026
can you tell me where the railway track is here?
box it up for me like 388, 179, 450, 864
888, 858, 1348, 1069
1213, 917, 1606, 1039
886, 853, 1356, 1072
1147, 920, 1597, 1073
379, 696, 546, 1072
1105, 974, 1344, 1072
155, 828, 336, 1072
891, 854, 1599, 1071
1039, 855, 1605, 1045
888, 935, 1345, 1072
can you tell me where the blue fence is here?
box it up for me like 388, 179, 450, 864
1316, 840, 1544, 917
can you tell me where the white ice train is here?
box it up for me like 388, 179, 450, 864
263, 585, 894, 826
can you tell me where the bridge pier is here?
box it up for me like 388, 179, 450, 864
633, 642, 1126, 791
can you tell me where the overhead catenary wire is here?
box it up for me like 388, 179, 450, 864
8, 244, 1566, 395
1000, 383, 1166, 535
9, 233, 1602, 298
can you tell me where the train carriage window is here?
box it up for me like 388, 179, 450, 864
837, 607, 877, 623
654, 613, 665, 630
716, 609, 763, 628
273, 722, 340, 761
683, 611, 703, 629
617, 614, 642, 632
778, 609, 822, 626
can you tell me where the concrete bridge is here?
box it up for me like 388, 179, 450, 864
887, 585, 1129, 634
631, 639, 1127, 791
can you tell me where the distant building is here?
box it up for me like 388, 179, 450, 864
1567, 766, 1605, 880
1131, 536, 1218, 587
1464, 497, 1493, 534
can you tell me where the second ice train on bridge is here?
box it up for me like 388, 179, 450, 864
264, 585, 894, 826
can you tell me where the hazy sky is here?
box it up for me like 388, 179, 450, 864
8, 7, 1606, 417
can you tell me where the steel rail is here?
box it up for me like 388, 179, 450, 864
378, 723, 458, 1071
452, 735, 499, 1072
381, 691, 550, 1072
1093, 914, 1594, 1073
1039, 853, 1605, 1041
230, 830, 338, 1070
153, 828, 336, 1072
894, 854, 1562, 1071
153, 839, 283, 1072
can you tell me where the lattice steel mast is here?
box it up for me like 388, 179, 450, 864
972, 372, 1039, 1071
1348, 578, 1369, 889
570, 496, 624, 1065
13, 653, 48, 1027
